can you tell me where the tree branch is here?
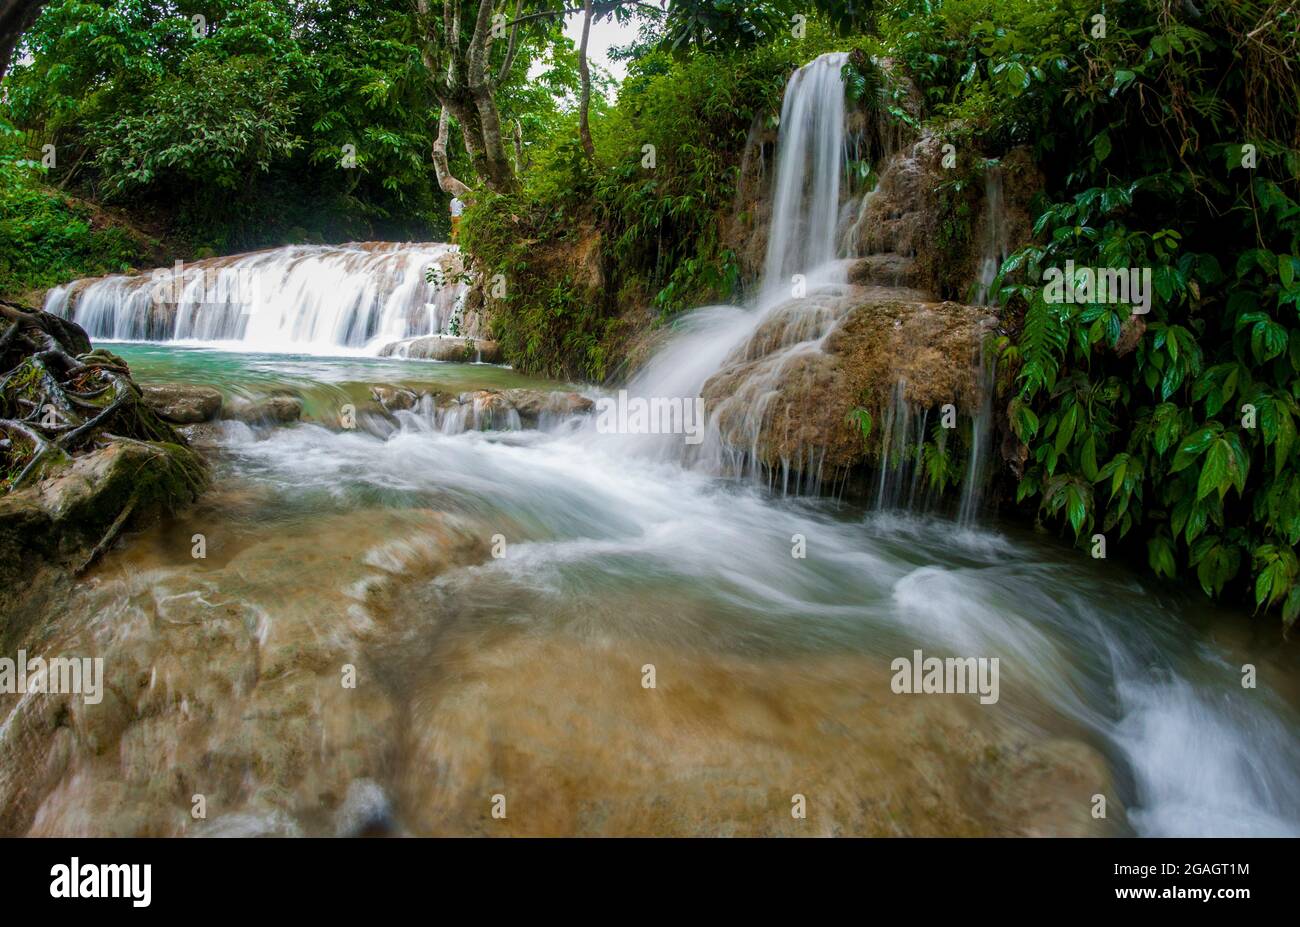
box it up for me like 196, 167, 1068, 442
495, 0, 524, 87
503, 1, 663, 31
432, 104, 473, 199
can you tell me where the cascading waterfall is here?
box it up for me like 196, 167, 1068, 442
958, 163, 1011, 524
974, 163, 1009, 305
760, 52, 850, 303
622, 51, 995, 516
43, 242, 466, 355
618, 53, 862, 480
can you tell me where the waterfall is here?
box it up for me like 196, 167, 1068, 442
760, 51, 850, 303
43, 242, 467, 355
957, 342, 996, 525
617, 51, 1007, 526
974, 162, 1008, 306
959, 163, 1010, 522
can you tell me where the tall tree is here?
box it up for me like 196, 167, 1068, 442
415, 0, 531, 196
418, 1, 667, 193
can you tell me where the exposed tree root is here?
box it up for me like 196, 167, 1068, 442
75, 491, 137, 575
2, 300, 191, 493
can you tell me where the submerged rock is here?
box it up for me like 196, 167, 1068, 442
0, 505, 489, 836
140, 384, 223, 423
226, 395, 303, 425
379, 335, 502, 364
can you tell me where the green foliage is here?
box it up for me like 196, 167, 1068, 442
89, 50, 302, 196
657, 0, 876, 53
878, 0, 1299, 625
459, 186, 620, 381
595, 34, 845, 312
462, 25, 850, 379
0, 121, 147, 295
3, 0, 451, 249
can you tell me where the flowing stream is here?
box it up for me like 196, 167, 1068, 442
5, 54, 1298, 838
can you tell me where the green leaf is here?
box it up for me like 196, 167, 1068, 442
1148, 536, 1177, 579
1065, 483, 1088, 536
1170, 425, 1220, 472
1197, 439, 1231, 500
1093, 130, 1112, 163
1055, 403, 1079, 454
1080, 434, 1100, 481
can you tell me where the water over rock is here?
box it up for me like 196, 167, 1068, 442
226, 394, 303, 425
43, 242, 469, 354
363, 384, 591, 432
702, 288, 992, 474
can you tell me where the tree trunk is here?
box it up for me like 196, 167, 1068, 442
578, 0, 595, 159
416, 0, 520, 196
0, 0, 47, 83
432, 105, 473, 199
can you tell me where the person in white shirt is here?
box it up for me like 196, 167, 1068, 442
449, 196, 464, 242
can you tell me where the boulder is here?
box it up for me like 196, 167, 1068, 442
140, 384, 223, 423
227, 395, 303, 425
701, 291, 992, 473
370, 385, 420, 413
1, 302, 207, 618
847, 253, 923, 290
500, 389, 593, 426
0, 438, 206, 614
379, 335, 502, 364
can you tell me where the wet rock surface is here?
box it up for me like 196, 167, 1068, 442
226, 394, 303, 425
379, 335, 502, 364
361, 384, 593, 432
0, 486, 1119, 837
0, 303, 206, 618
140, 384, 223, 423
702, 290, 992, 474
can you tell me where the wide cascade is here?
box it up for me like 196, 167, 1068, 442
43, 242, 466, 354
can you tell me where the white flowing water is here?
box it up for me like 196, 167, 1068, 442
761, 51, 850, 303
42, 242, 466, 355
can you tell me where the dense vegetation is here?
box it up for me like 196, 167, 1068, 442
0, 0, 582, 293
832, 0, 1300, 626
875, 0, 1299, 625
3, 0, 1298, 626
461, 33, 849, 379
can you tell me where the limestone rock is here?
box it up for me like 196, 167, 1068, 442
140, 384, 223, 423
702, 291, 991, 473
500, 389, 593, 426
379, 335, 502, 364
227, 395, 303, 425
370, 385, 420, 413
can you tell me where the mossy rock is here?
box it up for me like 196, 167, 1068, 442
0, 438, 207, 616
